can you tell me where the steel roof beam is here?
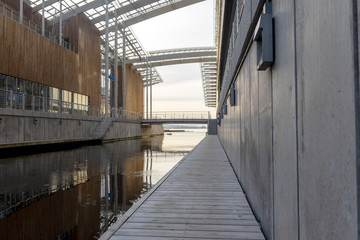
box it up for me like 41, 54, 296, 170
91, 0, 159, 25
100, 0, 204, 35
132, 57, 217, 68
32, 0, 58, 13
50, 0, 115, 25
127, 50, 216, 64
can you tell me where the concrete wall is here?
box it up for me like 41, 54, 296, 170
141, 124, 164, 137
104, 121, 141, 141
217, 0, 359, 239
0, 109, 155, 146
0, 110, 101, 145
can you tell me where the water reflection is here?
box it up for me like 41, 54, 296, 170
0, 130, 205, 239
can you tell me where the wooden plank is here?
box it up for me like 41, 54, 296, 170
135, 208, 254, 215
126, 217, 260, 226
114, 229, 265, 240
131, 212, 256, 220
121, 222, 261, 232
141, 203, 252, 210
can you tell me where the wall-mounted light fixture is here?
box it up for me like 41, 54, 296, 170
0, 117, 2, 124
34, 118, 38, 124
254, 2, 274, 71
230, 83, 236, 106
79, 120, 82, 125
59, 119, 63, 125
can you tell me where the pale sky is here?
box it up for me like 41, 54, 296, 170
131, 0, 216, 115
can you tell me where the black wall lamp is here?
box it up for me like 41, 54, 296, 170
254, 2, 274, 71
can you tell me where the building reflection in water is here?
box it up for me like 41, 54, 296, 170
0, 133, 195, 240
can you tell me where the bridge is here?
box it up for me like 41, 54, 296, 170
141, 111, 211, 124
141, 111, 217, 135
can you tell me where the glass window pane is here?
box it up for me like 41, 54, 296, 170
0, 75, 5, 90
39, 84, 45, 97
7, 76, 15, 92
25, 81, 32, 95
33, 83, 39, 96
18, 79, 24, 93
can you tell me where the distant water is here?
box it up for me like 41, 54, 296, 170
0, 128, 206, 239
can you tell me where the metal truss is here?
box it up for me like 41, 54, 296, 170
130, 47, 216, 68
201, 62, 217, 108
128, 47, 216, 64
100, 27, 163, 86
29, 0, 189, 87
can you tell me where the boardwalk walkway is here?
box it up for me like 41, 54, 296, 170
101, 136, 265, 240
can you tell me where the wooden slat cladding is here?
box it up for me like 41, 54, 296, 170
0, 13, 101, 107
118, 65, 144, 114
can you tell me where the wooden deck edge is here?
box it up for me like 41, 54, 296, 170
99, 136, 209, 240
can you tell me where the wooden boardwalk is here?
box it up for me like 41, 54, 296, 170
101, 136, 265, 240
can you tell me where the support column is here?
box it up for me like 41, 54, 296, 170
114, 161, 118, 214
104, 0, 109, 116
146, 60, 149, 119
41, 0, 45, 36
122, 26, 126, 111
150, 69, 152, 119
19, 0, 23, 24
114, 13, 118, 109
59, 0, 62, 46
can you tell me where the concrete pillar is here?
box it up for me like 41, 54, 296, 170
114, 13, 118, 109
19, 0, 23, 24
122, 26, 126, 111
59, 0, 62, 45
104, 0, 109, 117
150, 69, 152, 118
42, 0, 45, 36
146, 60, 149, 119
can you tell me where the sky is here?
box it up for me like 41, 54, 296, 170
131, 0, 216, 116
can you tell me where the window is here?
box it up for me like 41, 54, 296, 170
0, 74, 89, 113
0, 75, 5, 91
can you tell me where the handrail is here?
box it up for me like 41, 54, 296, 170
144, 111, 210, 120
0, 3, 76, 53
0, 90, 144, 122
0, 89, 101, 117
110, 107, 142, 121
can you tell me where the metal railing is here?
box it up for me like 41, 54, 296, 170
0, 3, 76, 53
110, 108, 142, 121
0, 89, 102, 117
145, 111, 211, 120
0, 90, 144, 122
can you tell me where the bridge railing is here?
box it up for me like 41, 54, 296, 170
110, 108, 143, 121
144, 111, 210, 120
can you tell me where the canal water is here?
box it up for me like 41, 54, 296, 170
0, 128, 206, 239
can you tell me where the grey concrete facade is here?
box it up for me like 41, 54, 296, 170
0, 110, 101, 146
217, 0, 359, 239
0, 109, 162, 147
